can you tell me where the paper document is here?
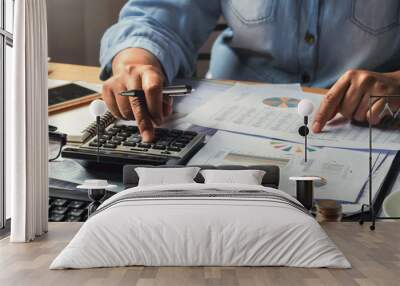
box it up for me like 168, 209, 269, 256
186, 84, 400, 150
172, 79, 302, 115
189, 131, 383, 203
172, 80, 233, 114
48, 79, 69, 89
48, 79, 102, 93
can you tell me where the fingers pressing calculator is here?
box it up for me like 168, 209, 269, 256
61, 124, 205, 165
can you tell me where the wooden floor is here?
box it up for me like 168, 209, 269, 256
0, 222, 399, 286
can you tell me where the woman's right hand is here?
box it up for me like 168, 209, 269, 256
102, 48, 172, 142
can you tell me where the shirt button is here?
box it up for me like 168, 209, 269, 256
304, 32, 315, 45
301, 73, 311, 84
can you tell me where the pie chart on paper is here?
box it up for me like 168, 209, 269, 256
263, 97, 300, 108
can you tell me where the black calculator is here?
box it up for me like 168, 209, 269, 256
61, 124, 205, 166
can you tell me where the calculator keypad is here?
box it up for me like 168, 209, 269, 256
82, 124, 204, 159
49, 197, 88, 222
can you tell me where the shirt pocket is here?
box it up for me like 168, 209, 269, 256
350, 0, 400, 35
227, 0, 275, 24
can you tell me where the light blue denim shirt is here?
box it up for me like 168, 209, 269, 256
100, 0, 400, 88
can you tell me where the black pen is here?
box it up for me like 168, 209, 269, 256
119, 84, 194, 97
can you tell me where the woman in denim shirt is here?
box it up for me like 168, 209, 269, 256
100, 0, 400, 142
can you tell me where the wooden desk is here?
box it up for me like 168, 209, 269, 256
1, 221, 399, 286
49, 62, 103, 84
48, 62, 328, 95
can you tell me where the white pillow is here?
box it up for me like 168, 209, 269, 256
200, 169, 266, 185
135, 167, 201, 186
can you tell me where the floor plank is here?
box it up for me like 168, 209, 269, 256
0, 222, 399, 286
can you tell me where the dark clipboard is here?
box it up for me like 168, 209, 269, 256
344, 151, 400, 221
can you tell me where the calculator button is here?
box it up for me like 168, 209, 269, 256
170, 130, 183, 136
49, 214, 65, 222
183, 131, 197, 136
123, 142, 137, 147
108, 140, 122, 145
172, 142, 186, 148
126, 126, 139, 133
167, 146, 181, 152
105, 130, 117, 136
152, 144, 167, 150
53, 198, 68, 207
126, 134, 142, 143
53, 206, 69, 215
111, 137, 123, 142
130, 134, 142, 140
160, 136, 175, 143
118, 132, 130, 137
93, 138, 106, 144
120, 125, 132, 130
138, 143, 151, 148
68, 201, 86, 209
68, 208, 85, 217
101, 134, 112, 140
89, 142, 103, 147
155, 128, 169, 134
65, 215, 82, 222
180, 135, 194, 141
155, 141, 169, 146
126, 137, 141, 144
176, 139, 190, 144
103, 143, 117, 149
114, 135, 126, 141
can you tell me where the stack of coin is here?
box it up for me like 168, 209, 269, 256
315, 199, 342, 222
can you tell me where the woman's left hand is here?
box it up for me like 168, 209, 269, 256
312, 70, 400, 133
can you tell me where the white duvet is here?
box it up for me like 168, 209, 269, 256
50, 183, 351, 269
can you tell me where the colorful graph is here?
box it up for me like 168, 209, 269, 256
263, 97, 300, 108
270, 141, 318, 153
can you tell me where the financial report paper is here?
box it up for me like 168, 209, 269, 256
186, 84, 400, 150
188, 131, 388, 203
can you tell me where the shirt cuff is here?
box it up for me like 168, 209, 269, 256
99, 37, 177, 83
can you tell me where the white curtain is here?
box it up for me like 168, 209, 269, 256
8, 0, 48, 242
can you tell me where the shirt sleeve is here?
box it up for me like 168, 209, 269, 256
99, 0, 222, 82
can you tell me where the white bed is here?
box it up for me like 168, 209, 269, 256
50, 183, 350, 269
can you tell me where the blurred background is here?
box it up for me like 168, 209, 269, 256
47, 0, 226, 78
